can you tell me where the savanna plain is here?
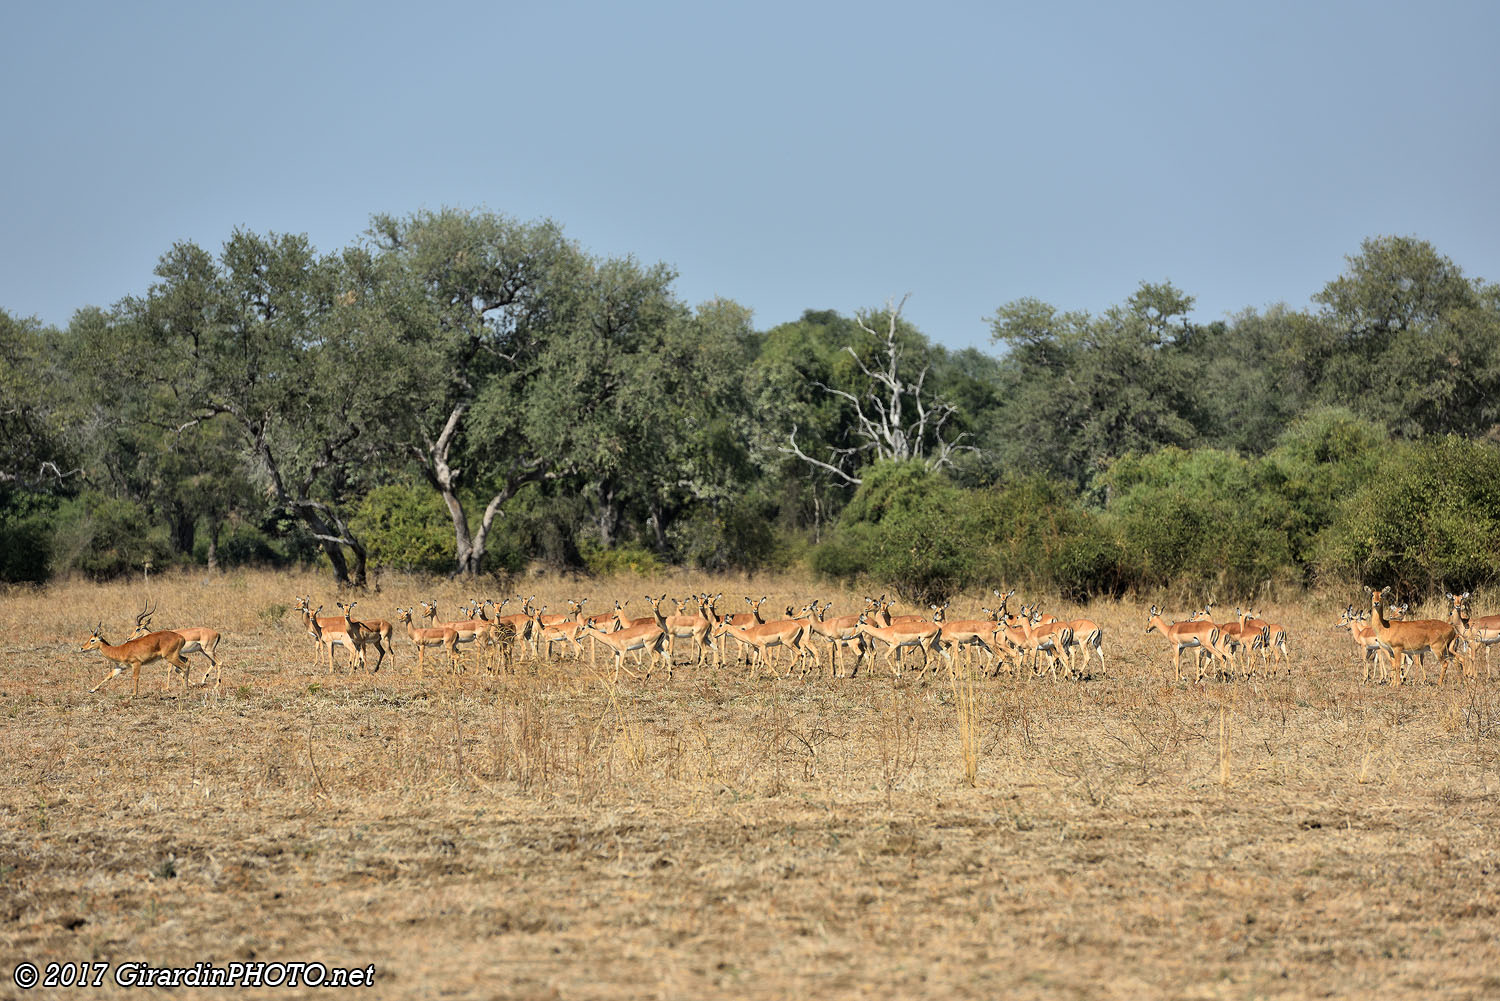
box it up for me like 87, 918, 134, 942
3, 570, 1499, 1000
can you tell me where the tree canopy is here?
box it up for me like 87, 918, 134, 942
7, 221, 1498, 597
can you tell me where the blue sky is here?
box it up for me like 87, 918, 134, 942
4, 1, 1497, 351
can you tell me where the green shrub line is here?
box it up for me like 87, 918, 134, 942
11, 415, 1498, 602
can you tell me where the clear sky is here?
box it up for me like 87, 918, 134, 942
4, 1, 1497, 351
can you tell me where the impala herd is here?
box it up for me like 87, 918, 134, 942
77, 586, 1495, 695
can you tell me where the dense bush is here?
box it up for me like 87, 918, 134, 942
579, 541, 666, 577
351, 483, 456, 574
48, 492, 173, 579
1318, 436, 1500, 593
191, 519, 282, 568
1100, 448, 1297, 595
811, 463, 982, 604
0, 490, 56, 583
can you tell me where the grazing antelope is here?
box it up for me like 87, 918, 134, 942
395, 607, 458, 677
83, 623, 191, 697
1146, 606, 1233, 683
128, 599, 223, 687
1369, 588, 1466, 685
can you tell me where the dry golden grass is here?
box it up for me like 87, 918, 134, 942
4, 569, 1500, 999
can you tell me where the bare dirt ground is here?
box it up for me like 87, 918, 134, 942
3, 571, 1499, 1000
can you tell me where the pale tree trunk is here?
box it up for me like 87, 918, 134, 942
781, 294, 976, 485
414, 402, 550, 578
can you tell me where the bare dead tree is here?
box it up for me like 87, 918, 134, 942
781, 295, 977, 486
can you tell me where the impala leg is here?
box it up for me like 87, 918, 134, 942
197, 646, 220, 687
89, 666, 126, 694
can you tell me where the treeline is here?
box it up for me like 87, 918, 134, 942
3, 213, 1498, 599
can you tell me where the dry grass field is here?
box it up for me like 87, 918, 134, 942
3, 569, 1500, 1000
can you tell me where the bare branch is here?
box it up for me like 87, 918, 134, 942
779, 425, 863, 486
784, 293, 980, 481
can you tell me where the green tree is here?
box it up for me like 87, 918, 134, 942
1318, 437, 1500, 594
1312, 236, 1500, 438
1101, 447, 1296, 595
123, 231, 415, 586
367, 209, 587, 576
812, 461, 982, 604
988, 282, 1208, 492
0, 310, 77, 490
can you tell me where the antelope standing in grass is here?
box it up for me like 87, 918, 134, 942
1368, 588, 1467, 685
715, 610, 813, 680
1450, 592, 1500, 681
1146, 605, 1234, 683
855, 609, 948, 681
396, 607, 458, 677
585, 600, 671, 680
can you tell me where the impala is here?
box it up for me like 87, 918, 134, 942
1368, 588, 1466, 685
855, 610, 949, 681
478, 597, 532, 666
296, 597, 359, 672
83, 623, 191, 696
713, 595, 768, 665
128, 599, 223, 687
985, 612, 1029, 677
395, 607, 458, 677
874, 596, 931, 629
421, 600, 496, 670
579, 601, 623, 667
584, 614, 671, 681
1145, 605, 1233, 683
1198, 605, 1267, 679
1236, 608, 1289, 674
296, 595, 387, 673
1338, 606, 1402, 684
531, 602, 588, 660
1019, 609, 1075, 679
937, 609, 1004, 675
805, 599, 872, 678
663, 595, 715, 668
1450, 592, 1500, 680
715, 611, 813, 680
336, 602, 384, 673
1056, 614, 1105, 677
